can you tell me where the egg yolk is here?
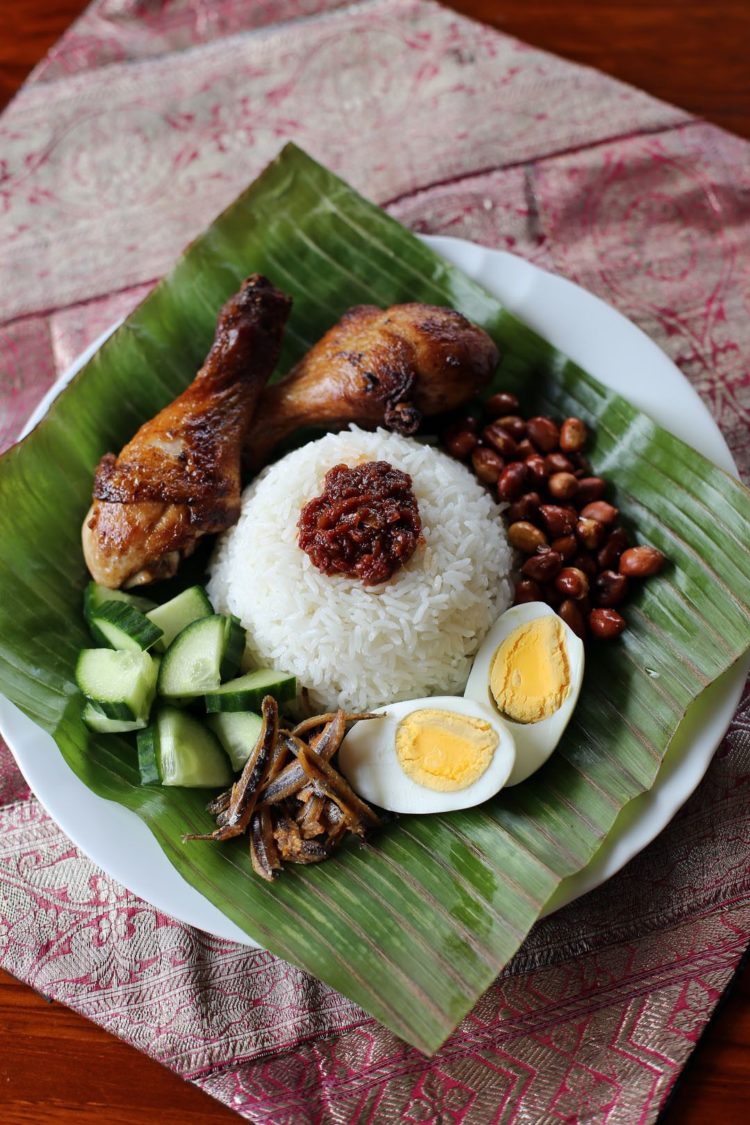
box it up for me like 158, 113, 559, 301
395, 709, 498, 792
490, 614, 570, 723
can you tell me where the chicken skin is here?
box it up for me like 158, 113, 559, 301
244, 303, 498, 469
83, 275, 291, 588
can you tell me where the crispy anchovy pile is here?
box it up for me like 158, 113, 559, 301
184, 696, 380, 880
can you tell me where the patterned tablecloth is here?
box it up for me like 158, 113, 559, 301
2, 2, 750, 1121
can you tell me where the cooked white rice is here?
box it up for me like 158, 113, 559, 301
208, 427, 512, 713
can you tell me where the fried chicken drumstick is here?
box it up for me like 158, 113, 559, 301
83, 275, 291, 588
243, 302, 498, 469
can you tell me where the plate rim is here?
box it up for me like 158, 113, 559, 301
1, 234, 744, 939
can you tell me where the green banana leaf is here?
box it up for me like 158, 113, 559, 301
2, 143, 750, 1055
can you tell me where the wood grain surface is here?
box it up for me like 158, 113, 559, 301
1, 2, 749, 1123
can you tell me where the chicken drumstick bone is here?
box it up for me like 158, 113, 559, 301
83, 275, 291, 589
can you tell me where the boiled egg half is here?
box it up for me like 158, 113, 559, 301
338, 696, 516, 814
464, 602, 584, 786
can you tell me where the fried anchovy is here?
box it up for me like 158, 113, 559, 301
291, 710, 374, 738
297, 793, 326, 839
264, 730, 291, 787
295, 744, 380, 834
292, 838, 330, 864
324, 798, 344, 827
260, 712, 349, 803
206, 789, 231, 816
249, 807, 281, 881
274, 816, 329, 864
184, 695, 278, 842
225, 695, 278, 827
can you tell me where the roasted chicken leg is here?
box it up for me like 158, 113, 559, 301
83, 275, 291, 588
243, 303, 498, 469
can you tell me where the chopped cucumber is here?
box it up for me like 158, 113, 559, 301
89, 599, 163, 653
137, 726, 161, 785
82, 701, 147, 734
84, 581, 157, 617
137, 705, 232, 787
220, 614, 246, 680
204, 668, 296, 714
147, 586, 213, 652
207, 710, 264, 771
84, 582, 157, 646
76, 648, 158, 721
157, 614, 245, 700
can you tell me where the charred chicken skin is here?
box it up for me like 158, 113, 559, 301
244, 302, 498, 469
83, 275, 291, 588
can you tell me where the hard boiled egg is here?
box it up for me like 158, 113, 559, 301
464, 602, 584, 786
338, 695, 516, 814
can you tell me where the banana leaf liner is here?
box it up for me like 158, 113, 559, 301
1, 144, 749, 1054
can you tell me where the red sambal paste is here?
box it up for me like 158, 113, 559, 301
297, 460, 422, 586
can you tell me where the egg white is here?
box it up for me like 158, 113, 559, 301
464, 602, 584, 786
337, 695, 516, 814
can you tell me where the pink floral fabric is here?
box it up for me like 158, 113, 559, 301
1, 2, 750, 1121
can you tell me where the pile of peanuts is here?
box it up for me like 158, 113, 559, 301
442, 392, 665, 642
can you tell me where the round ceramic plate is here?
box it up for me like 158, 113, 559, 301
0, 236, 746, 942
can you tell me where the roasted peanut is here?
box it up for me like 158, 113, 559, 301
540, 582, 564, 608
559, 417, 587, 453
593, 570, 629, 607
507, 491, 541, 523
527, 416, 560, 452
580, 500, 619, 526
539, 504, 577, 538
589, 608, 626, 639
508, 521, 548, 553
550, 535, 578, 562
486, 392, 520, 418
545, 451, 575, 474
548, 471, 578, 501
443, 425, 477, 460
575, 476, 606, 506
569, 451, 592, 475
618, 546, 665, 578
597, 527, 629, 570
498, 415, 527, 441
497, 462, 531, 501
555, 566, 589, 599
573, 554, 597, 579
471, 444, 504, 483
515, 438, 535, 459
482, 422, 517, 459
514, 578, 542, 604
522, 549, 563, 583
525, 453, 548, 487
576, 516, 606, 550
558, 598, 587, 639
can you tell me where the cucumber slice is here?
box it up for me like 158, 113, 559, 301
157, 614, 246, 700
76, 649, 158, 721
82, 701, 147, 734
137, 725, 161, 785
207, 710, 264, 771
204, 669, 296, 714
84, 581, 156, 644
84, 581, 157, 617
147, 586, 213, 652
221, 614, 246, 680
137, 706, 232, 787
89, 599, 163, 653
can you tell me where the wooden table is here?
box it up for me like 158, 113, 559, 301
1, 3, 749, 1122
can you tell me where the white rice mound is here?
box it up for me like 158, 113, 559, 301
208, 427, 512, 713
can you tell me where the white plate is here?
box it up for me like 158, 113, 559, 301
1, 236, 746, 943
